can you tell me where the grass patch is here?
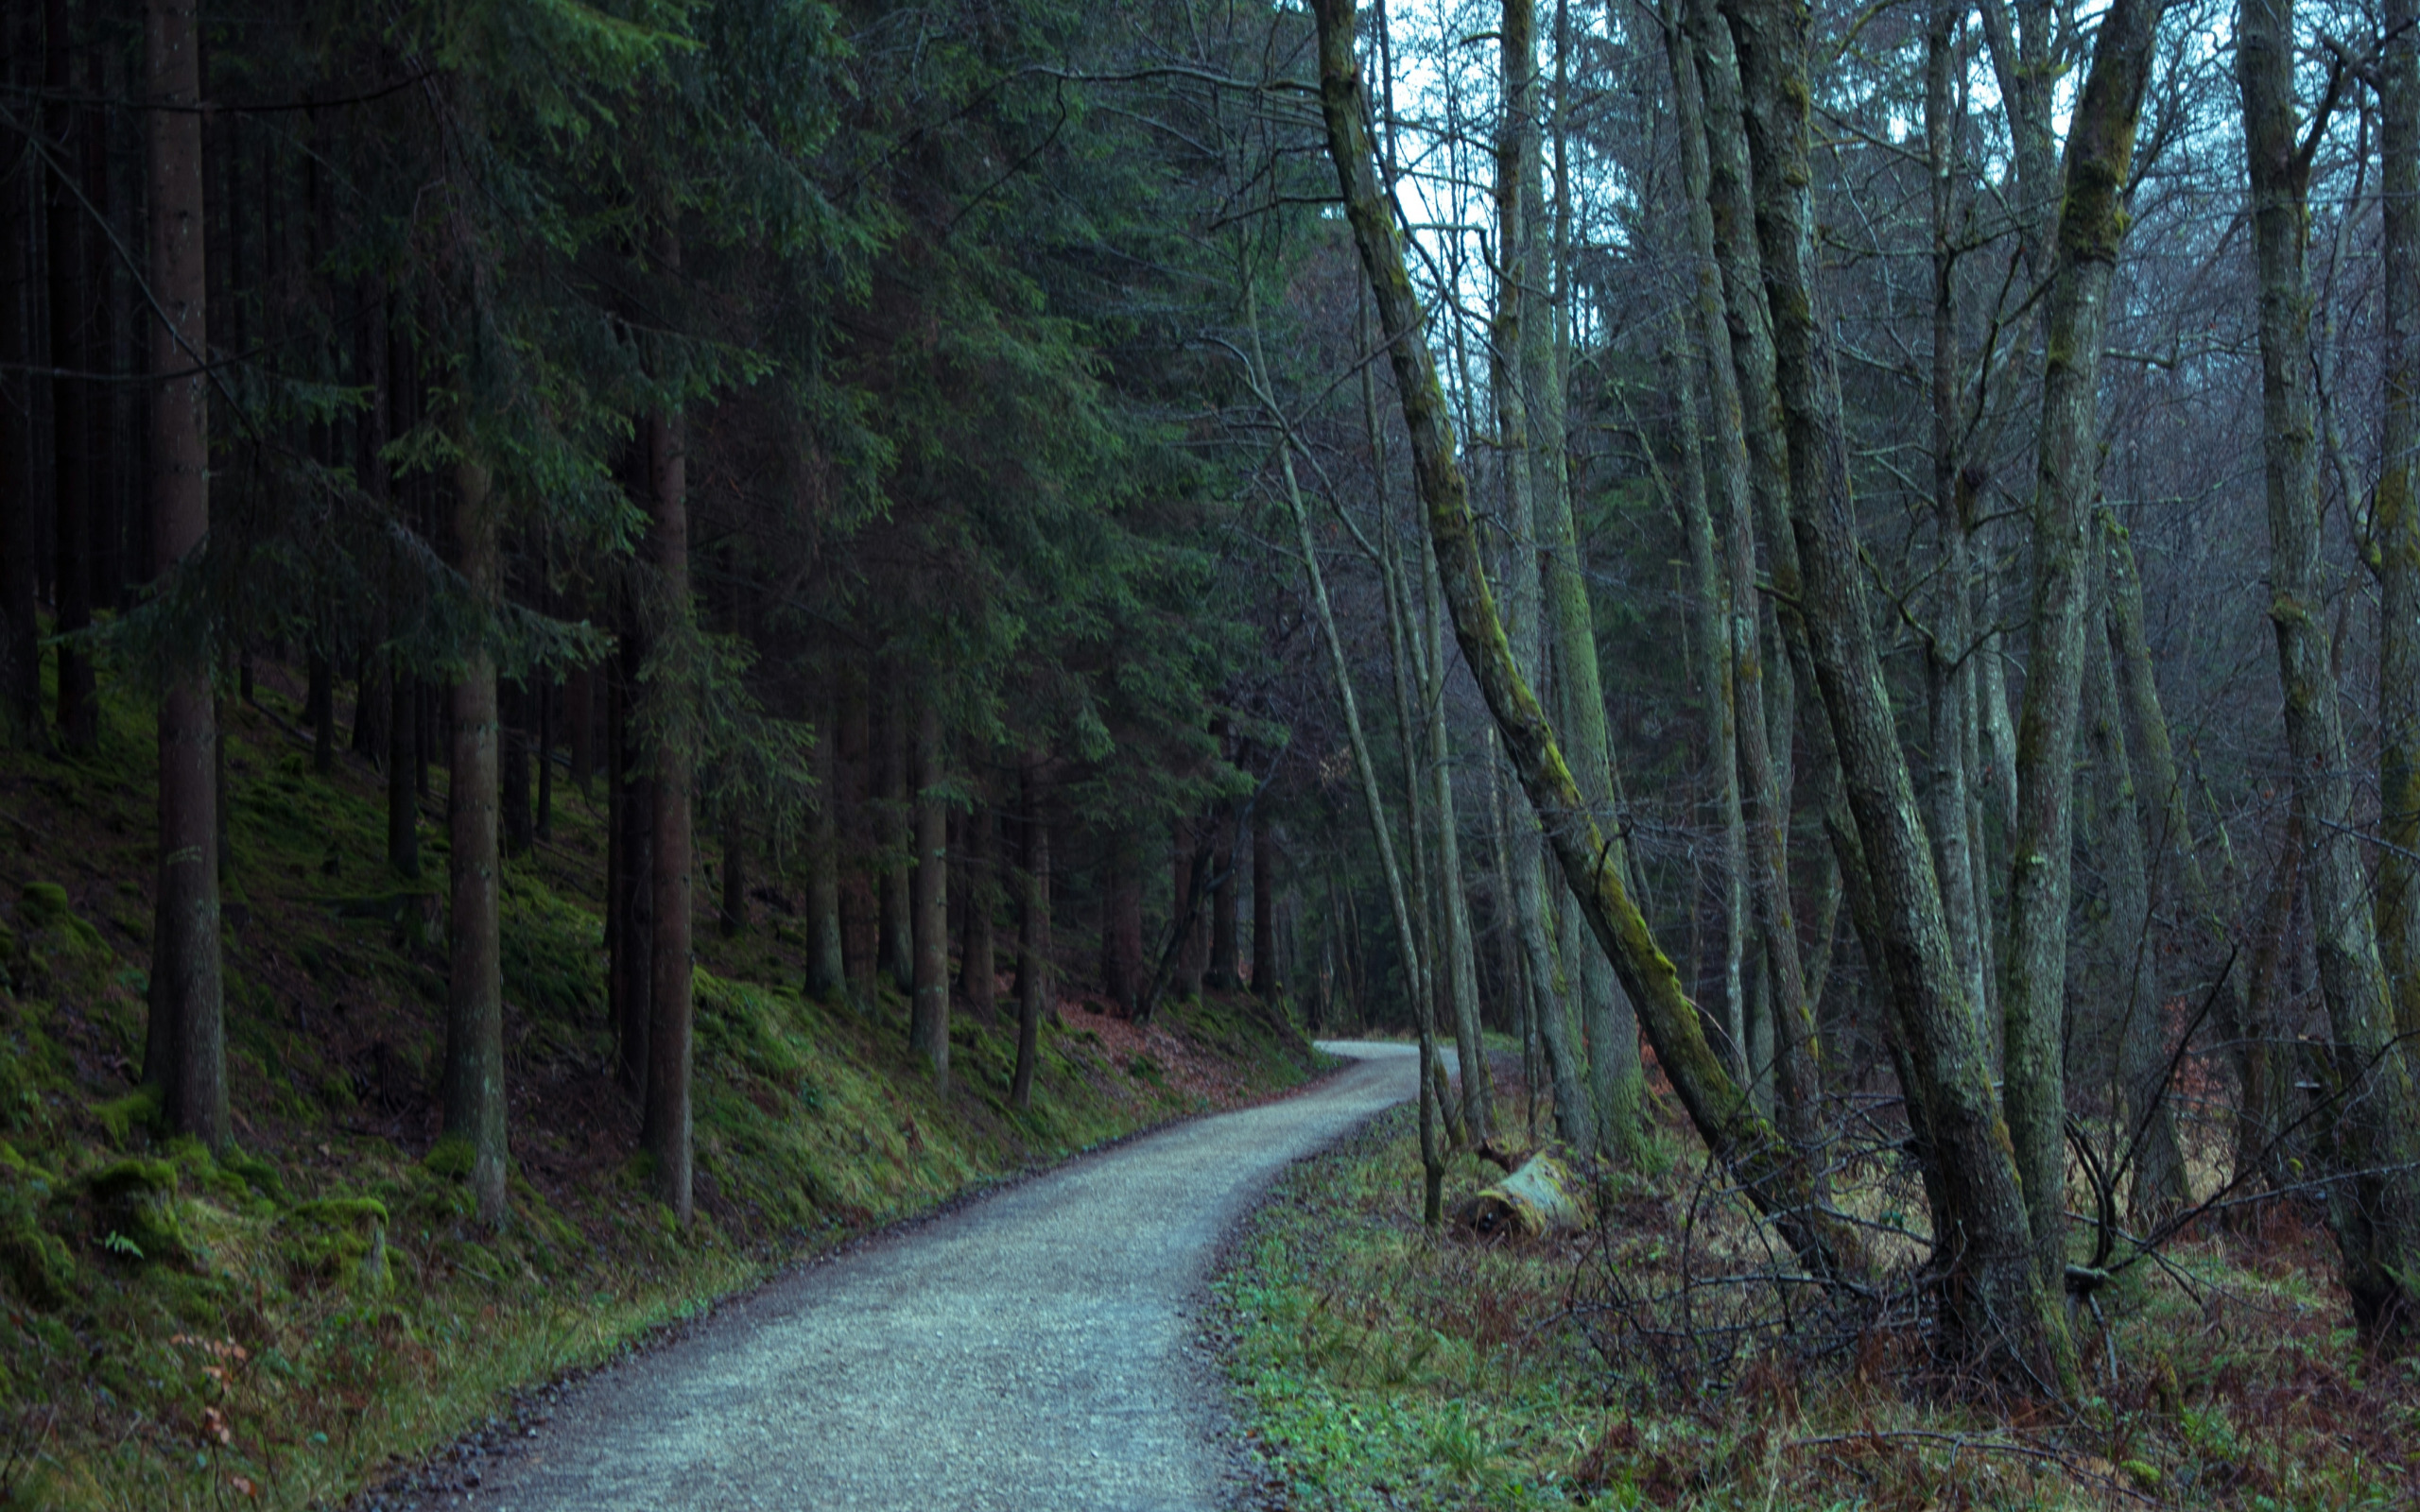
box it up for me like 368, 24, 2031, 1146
1217, 1092, 2420, 1509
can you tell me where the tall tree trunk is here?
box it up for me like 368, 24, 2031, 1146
1925, 0, 1991, 1048
1313, 0, 1858, 1254
534, 675, 553, 838
1208, 804, 1241, 989
720, 817, 747, 937
1251, 806, 1281, 998
1013, 755, 1050, 1108
612, 623, 653, 1095
878, 684, 914, 994
907, 694, 949, 1087
442, 455, 508, 1226
47, 0, 96, 752
144, 0, 224, 1148
568, 664, 595, 795
959, 786, 994, 1018
1425, 546, 1491, 1141
309, 648, 334, 774
1996, 0, 2163, 1296
2378, 0, 2420, 1040
1, 38, 43, 750
2229, 816, 2301, 1204
1269, 331, 1443, 1224
804, 707, 847, 1002
1721, 0, 2065, 1377
1105, 833, 1143, 1017
640, 377, 695, 1224
1169, 819, 1205, 1002
1488, 0, 1590, 1151
1668, 342, 1747, 1086
501, 678, 533, 855
388, 660, 418, 877
2239, 0, 2420, 1342
2083, 603, 2188, 1223
1682, 0, 1858, 1137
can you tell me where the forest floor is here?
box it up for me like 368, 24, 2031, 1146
364, 1041, 1423, 1511
0, 654, 1327, 1512
1217, 1087, 2420, 1510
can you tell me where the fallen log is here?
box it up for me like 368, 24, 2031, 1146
1451, 1149, 1590, 1242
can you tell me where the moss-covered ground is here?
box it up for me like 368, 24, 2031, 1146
1218, 1090, 2420, 1510
0, 652, 1322, 1510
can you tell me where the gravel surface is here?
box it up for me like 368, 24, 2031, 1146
399, 1040, 1421, 1511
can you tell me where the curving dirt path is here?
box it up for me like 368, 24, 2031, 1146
430, 1040, 1421, 1511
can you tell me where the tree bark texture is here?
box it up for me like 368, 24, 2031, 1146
959, 790, 995, 1017
443, 457, 509, 1226
908, 694, 949, 1088
1013, 756, 1050, 1108
804, 712, 847, 1003
2, 61, 43, 749
642, 387, 696, 1223
1314, 0, 1851, 1275
1719, 0, 2060, 1371
879, 687, 915, 994
389, 661, 419, 876
1997, 0, 2161, 1292
2378, 0, 2420, 1040
144, 0, 226, 1150
1252, 806, 1281, 998
2239, 0, 2420, 1342
46, 0, 96, 752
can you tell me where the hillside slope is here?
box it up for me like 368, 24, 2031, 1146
0, 656, 1322, 1511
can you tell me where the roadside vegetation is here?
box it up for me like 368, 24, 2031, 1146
1220, 1089, 2420, 1510
0, 664, 1321, 1511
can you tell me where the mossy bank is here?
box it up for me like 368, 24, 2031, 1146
0, 662, 1322, 1510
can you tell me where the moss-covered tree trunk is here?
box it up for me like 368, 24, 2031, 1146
1666, 0, 1820, 1149
2082, 597, 2187, 1223
442, 455, 508, 1226
1729, 0, 2058, 1368
2378, 0, 2420, 1040
2239, 0, 2420, 1342
143, 0, 225, 1149
1995, 0, 2160, 1297
1314, 0, 1852, 1274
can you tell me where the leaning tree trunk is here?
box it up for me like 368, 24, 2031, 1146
2378, 0, 2420, 1040
1253, 290, 1445, 1223
1313, 0, 1856, 1277
1728, 0, 2059, 1371
1996, 0, 2163, 1297
641, 356, 696, 1225
143, 0, 226, 1149
908, 694, 950, 1089
443, 455, 509, 1228
2239, 0, 2420, 1343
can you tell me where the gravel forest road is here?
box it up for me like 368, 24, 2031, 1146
439, 1040, 1422, 1511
